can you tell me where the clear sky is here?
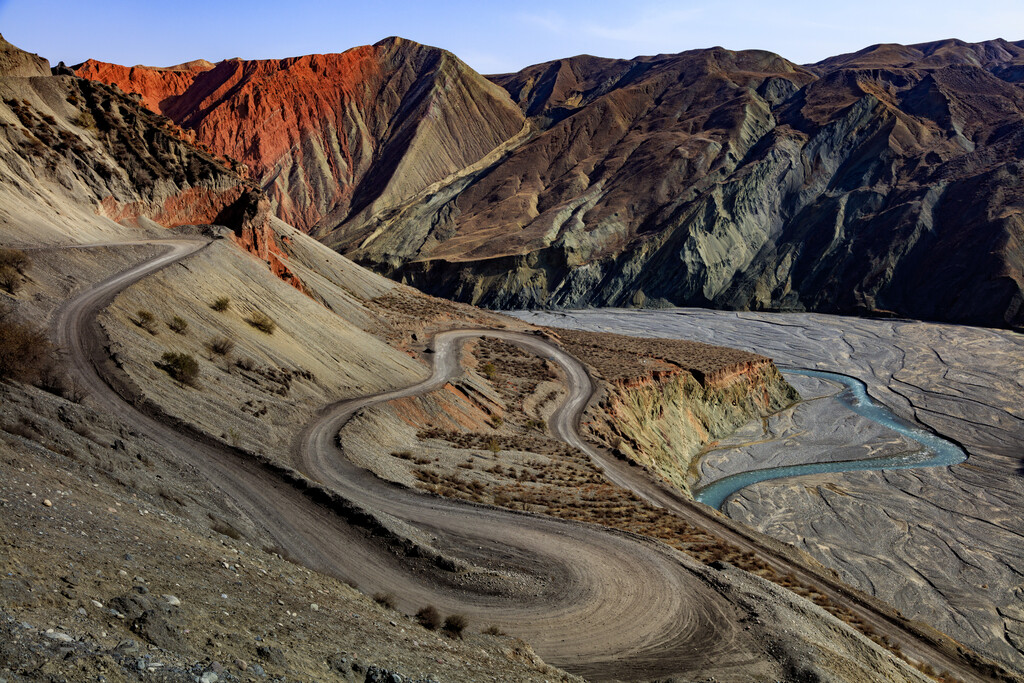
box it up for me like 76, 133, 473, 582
2, 0, 1023, 74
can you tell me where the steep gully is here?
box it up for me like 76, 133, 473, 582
55, 239, 1006, 682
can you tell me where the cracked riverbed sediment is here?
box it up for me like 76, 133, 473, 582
510, 308, 1024, 673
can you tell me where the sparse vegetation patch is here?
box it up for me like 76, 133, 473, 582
135, 309, 158, 334
159, 351, 199, 386
246, 310, 276, 334
167, 315, 189, 334
210, 336, 235, 356
442, 614, 467, 639
415, 605, 442, 630
372, 592, 396, 610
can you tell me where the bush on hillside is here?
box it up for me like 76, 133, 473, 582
0, 308, 52, 381
415, 605, 441, 630
159, 351, 199, 386
136, 309, 158, 334
372, 592, 396, 610
0, 307, 81, 401
442, 614, 467, 639
0, 248, 30, 274
246, 310, 275, 334
210, 336, 235, 356
0, 266, 20, 294
167, 316, 188, 334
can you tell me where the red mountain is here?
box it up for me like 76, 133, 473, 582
75, 38, 526, 232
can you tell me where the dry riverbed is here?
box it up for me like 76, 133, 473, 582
511, 308, 1024, 674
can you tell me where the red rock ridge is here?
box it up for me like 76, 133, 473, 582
74, 39, 525, 234
98, 186, 245, 228
703, 359, 775, 388
220, 192, 306, 294
609, 358, 775, 392
74, 58, 215, 118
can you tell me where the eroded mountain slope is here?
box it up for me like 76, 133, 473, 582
77, 36, 1024, 328
0, 35, 976, 682
352, 39, 1024, 329
0, 35, 255, 246
74, 38, 526, 233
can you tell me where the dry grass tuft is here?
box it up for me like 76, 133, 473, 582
246, 310, 276, 334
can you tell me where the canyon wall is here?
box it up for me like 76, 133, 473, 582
553, 328, 799, 494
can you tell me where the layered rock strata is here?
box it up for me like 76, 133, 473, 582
553, 328, 799, 494
75, 39, 526, 233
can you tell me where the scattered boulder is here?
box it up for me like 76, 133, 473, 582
255, 644, 286, 668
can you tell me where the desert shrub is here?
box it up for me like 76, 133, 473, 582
415, 605, 441, 630
485, 438, 500, 454
482, 625, 505, 636
135, 309, 157, 334
0, 248, 30, 274
372, 592, 396, 610
525, 418, 547, 432
235, 357, 256, 372
481, 362, 497, 380
489, 415, 503, 428
442, 614, 467, 638
72, 111, 95, 129
211, 296, 230, 312
0, 310, 52, 381
167, 316, 188, 334
37, 363, 84, 402
210, 336, 235, 356
159, 351, 199, 385
0, 266, 20, 294
246, 310, 275, 334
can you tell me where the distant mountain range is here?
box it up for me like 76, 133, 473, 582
72, 37, 1024, 329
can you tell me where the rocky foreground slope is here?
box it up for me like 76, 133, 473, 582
80, 37, 1024, 329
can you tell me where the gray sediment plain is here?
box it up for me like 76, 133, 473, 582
698, 372, 923, 482
511, 308, 1024, 673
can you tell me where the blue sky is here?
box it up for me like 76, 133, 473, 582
2, 0, 1023, 73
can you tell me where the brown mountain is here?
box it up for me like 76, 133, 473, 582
77, 38, 1024, 329
74, 38, 526, 232
353, 39, 1024, 329
0, 34, 314, 291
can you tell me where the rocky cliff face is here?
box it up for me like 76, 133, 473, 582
0, 35, 307, 287
552, 328, 799, 494
593, 363, 797, 495
356, 40, 1024, 330
74, 39, 526, 234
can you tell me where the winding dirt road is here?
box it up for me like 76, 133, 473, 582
55, 239, 1010, 682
